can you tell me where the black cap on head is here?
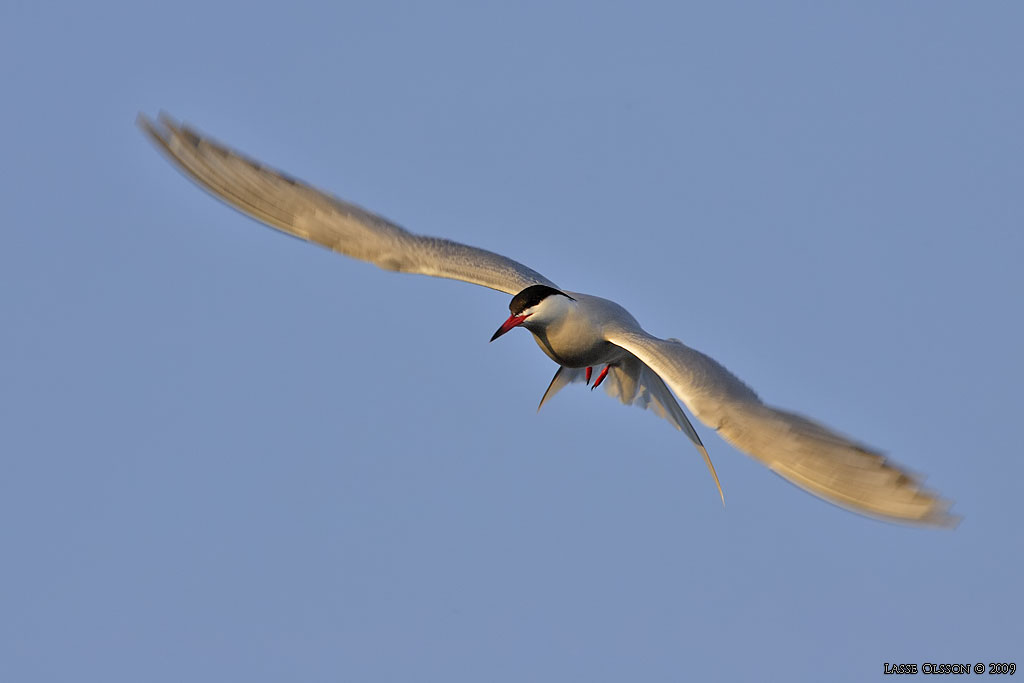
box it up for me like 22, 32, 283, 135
509, 285, 574, 315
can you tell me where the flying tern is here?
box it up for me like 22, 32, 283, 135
139, 113, 956, 527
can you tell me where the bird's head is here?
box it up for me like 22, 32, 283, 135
490, 285, 575, 342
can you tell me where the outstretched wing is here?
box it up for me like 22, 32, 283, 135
606, 328, 958, 526
139, 113, 556, 295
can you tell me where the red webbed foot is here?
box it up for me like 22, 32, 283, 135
591, 364, 612, 390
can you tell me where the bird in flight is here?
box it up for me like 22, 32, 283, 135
139, 113, 956, 527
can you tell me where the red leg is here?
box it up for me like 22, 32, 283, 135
585, 366, 593, 385
591, 364, 611, 389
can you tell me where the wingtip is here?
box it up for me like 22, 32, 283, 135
136, 111, 159, 138
919, 500, 961, 530
137, 111, 178, 161
880, 506, 960, 530
137, 111, 190, 146
882, 471, 960, 529
698, 444, 726, 508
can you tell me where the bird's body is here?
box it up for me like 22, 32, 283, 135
523, 293, 631, 368
139, 113, 957, 527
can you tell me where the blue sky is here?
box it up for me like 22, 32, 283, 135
2, 1, 1021, 681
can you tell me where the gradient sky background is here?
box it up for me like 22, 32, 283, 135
2, 2, 1021, 681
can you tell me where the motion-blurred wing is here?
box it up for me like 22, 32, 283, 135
606, 329, 957, 526
139, 113, 556, 295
